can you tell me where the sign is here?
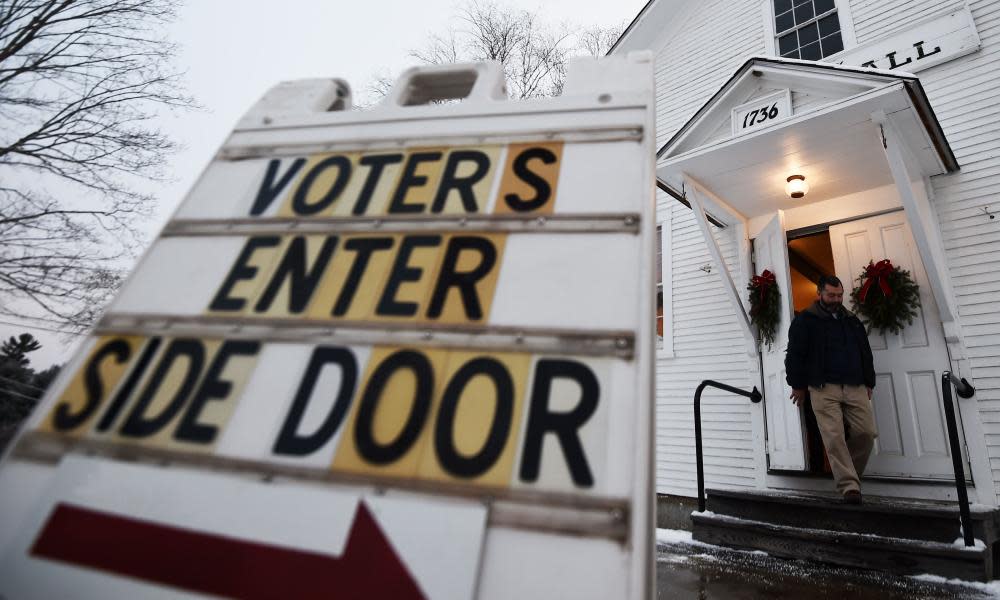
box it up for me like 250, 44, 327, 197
731, 90, 792, 137
1, 455, 486, 600
37, 335, 612, 492
0, 56, 656, 599
837, 7, 981, 73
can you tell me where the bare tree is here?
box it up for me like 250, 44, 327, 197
578, 22, 629, 58
0, 0, 194, 332
364, 1, 625, 105
411, 1, 569, 100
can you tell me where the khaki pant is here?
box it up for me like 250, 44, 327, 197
809, 384, 878, 494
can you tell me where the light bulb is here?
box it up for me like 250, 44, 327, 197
785, 175, 808, 199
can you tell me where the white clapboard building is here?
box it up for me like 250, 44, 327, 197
612, 0, 1000, 579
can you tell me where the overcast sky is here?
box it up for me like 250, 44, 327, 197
7, 0, 649, 369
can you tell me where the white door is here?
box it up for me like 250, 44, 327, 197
755, 211, 807, 470
829, 211, 960, 479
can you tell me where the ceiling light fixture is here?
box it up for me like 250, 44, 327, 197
785, 174, 808, 199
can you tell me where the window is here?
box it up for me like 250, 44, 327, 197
774, 0, 844, 60
655, 217, 674, 357
656, 225, 664, 342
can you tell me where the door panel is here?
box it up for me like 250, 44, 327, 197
754, 211, 807, 471
910, 370, 948, 457
872, 372, 903, 456
829, 211, 959, 479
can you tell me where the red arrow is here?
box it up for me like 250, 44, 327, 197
30, 501, 426, 600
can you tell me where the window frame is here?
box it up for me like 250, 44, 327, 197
761, 0, 856, 60
656, 217, 674, 358
656, 224, 663, 344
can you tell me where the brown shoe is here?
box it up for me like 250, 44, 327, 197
843, 490, 863, 505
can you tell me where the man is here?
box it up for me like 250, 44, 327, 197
785, 275, 877, 504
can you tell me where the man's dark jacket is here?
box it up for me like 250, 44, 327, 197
785, 301, 876, 390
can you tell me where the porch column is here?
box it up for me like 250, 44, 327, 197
683, 173, 757, 355
873, 113, 998, 507
872, 112, 960, 340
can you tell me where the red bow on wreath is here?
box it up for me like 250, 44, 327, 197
859, 259, 894, 303
749, 270, 776, 314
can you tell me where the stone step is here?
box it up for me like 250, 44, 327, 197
705, 487, 997, 545
692, 511, 993, 582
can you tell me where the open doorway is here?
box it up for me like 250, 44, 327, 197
786, 229, 836, 475
788, 231, 835, 314
779, 212, 962, 480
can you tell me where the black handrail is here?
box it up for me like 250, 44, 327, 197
942, 371, 976, 547
695, 380, 762, 512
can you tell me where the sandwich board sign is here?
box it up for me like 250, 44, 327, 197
0, 54, 656, 599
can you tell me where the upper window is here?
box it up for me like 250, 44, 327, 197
774, 0, 844, 60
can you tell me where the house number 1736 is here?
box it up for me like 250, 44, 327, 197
742, 102, 779, 129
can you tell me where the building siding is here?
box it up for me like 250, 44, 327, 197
652, 0, 765, 497
653, 0, 767, 149
655, 199, 758, 496
918, 0, 1000, 498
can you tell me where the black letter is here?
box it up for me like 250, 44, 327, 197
254, 235, 338, 313
519, 359, 599, 487
174, 340, 261, 444
376, 235, 442, 317
273, 347, 358, 456
250, 158, 306, 216
426, 236, 496, 320
52, 339, 132, 431
119, 339, 205, 438
388, 152, 442, 214
95, 337, 162, 432
886, 50, 912, 70
431, 150, 490, 213
332, 237, 395, 316
434, 357, 513, 478
292, 155, 352, 215
503, 147, 557, 212
209, 236, 281, 312
353, 154, 403, 215
354, 350, 433, 464
914, 40, 942, 60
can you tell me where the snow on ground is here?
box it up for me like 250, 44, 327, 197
911, 575, 1000, 598
657, 527, 997, 598
655, 528, 692, 544
656, 527, 769, 556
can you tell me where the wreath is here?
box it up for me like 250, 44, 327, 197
748, 270, 781, 349
850, 259, 921, 335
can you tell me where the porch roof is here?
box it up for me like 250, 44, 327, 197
656, 57, 958, 224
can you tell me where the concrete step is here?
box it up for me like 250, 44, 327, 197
705, 487, 997, 545
692, 511, 993, 582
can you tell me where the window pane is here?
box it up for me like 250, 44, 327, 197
774, 0, 793, 14
794, 1, 814, 24
818, 13, 840, 37
776, 10, 795, 33
781, 48, 801, 59
815, 0, 835, 14
778, 32, 798, 55
656, 225, 662, 285
798, 22, 819, 46
821, 32, 844, 56
793, 0, 811, 6
800, 40, 822, 61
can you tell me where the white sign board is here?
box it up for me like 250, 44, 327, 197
0, 55, 656, 599
731, 89, 792, 137
837, 6, 981, 73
